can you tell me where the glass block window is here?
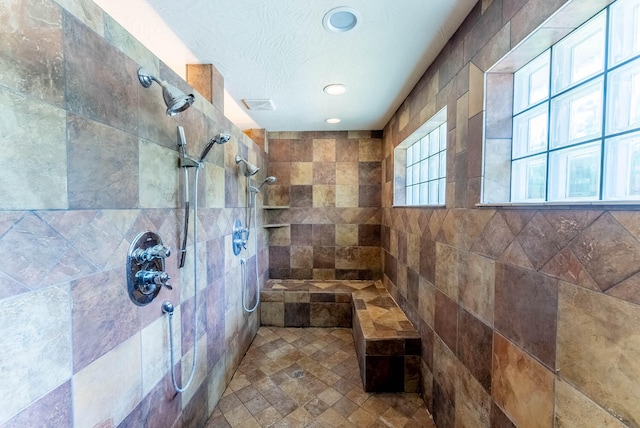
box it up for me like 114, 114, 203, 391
393, 107, 447, 206
511, 0, 640, 202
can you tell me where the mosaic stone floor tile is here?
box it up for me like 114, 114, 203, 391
206, 327, 435, 428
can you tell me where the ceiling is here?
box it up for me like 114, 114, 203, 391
94, 0, 477, 131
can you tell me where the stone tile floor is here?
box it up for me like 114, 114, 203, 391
205, 327, 435, 428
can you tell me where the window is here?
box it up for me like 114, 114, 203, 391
484, 0, 640, 204
394, 107, 447, 206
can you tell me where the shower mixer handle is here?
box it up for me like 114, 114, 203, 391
135, 270, 172, 295
132, 244, 171, 264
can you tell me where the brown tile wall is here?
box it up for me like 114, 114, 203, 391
381, 0, 640, 427
0, 0, 266, 426
265, 131, 383, 280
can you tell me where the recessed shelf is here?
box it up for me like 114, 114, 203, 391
263, 224, 289, 229
263, 206, 290, 209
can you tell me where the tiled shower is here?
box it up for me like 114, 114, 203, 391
2, 0, 640, 427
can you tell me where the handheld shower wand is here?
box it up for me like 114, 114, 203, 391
199, 133, 231, 162
249, 176, 277, 193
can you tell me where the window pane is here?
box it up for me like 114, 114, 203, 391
413, 162, 420, 184
604, 131, 640, 200
421, 136, 429, 160
439, 152, 447, 179
438, 178, 446, 205
406, 146, 413, 166
609, 0, 640, 67
406, 165, 413, 185
429, 155, 439, 180
412, 143, 421, 165
513, 103, 548, 158
413, 185, 420, 205
429, 129, 440, 155
550, 77, 603, 148
429, 180, 439, 204
549, 142, 601, 200
439, 124, 447, 151
514, 50, 550, 114
552, 12, 606, 94
420, 159, 429, 182
420, 182, 429, 204
512, 155, 547, 202
607, 59, 640, 134
406, 186, 413, 205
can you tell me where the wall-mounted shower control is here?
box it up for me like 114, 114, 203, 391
127, 231, 171, 306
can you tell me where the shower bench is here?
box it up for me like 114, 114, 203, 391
261, 280, 420, 393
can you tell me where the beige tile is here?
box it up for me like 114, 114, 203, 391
434, 243, 461, 301
139, 139, 179, 208
456, 365, 490, 428
141, 309, 181, 396
313, 139, 336, 162
460, 252, 495, 326
347, 407, 377, 426
335, 185, 359, 207
73, 334, 142, 427
316, 407, 346, 426
336, 162, 359, 185
469, 63, 484, 117
492, 333, 554, 428
0, 286, 72, 425
313, 185, 336, 207
319, 387, 343, 406
54, 0, 105, 36
554, 378, 625, 428
0, 88, 67, 210
336, 224, 358, 247
359, 139, 382, 161
181, 335, 209, 408
205, 165, 226, 208
418, 277, 436, 328
557, 282, 640, 426
291, 162, 313, 185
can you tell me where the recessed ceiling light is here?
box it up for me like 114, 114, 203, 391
325, 118, 341, 124
322, 7, 360, 33
323, 84, 347, 95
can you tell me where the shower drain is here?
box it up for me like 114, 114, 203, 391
292, 370, 305, 378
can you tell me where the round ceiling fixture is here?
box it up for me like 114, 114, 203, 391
322, 7, 360, 33
325, 118, 341, 124
323, 84, 347, 95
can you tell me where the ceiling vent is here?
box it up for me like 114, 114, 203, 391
242, 99, 276, 111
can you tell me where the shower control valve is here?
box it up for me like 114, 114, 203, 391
135, 270, 172, 295
132, 244, 171, 264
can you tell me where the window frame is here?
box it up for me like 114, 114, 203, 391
393, 107, 447, 207
482, 0, 640, 206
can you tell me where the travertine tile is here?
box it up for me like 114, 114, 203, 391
557, 282, 640, 426
0, 88, 67, 210
492, 333, 554, 428
554, 378, 626, 428
313, 139, 336, 162
456, 364, 491, 428
139, 139, 179, 208
494, 263, 558, 369
336, 185, 359, 207
336, 162, 359, 185
336, 224, 358, 247
73, 333, 142, 427
312, 185, 336, 207
460, 252, 495, 326
0, 286, 72, 425
290, 162, 313, 185
0, 0, 64, 105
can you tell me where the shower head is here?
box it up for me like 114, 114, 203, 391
199, 133, 231, 162
138, 67, 195, 116
249, 176, 277, 193
235, 155, 260, 176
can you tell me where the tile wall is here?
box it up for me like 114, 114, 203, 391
265, 131, 383, 280
0, 0, 267, 426
380, 0, 640, 427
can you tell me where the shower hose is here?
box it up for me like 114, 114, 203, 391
166, 167, 200, 393
241, 186, 260, 313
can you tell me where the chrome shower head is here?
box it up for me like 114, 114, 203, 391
138, 67, 195, 116
199, 133, 231, 162
235, 155, 260, 176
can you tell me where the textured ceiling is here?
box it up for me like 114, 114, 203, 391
94, 0, 477, 131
